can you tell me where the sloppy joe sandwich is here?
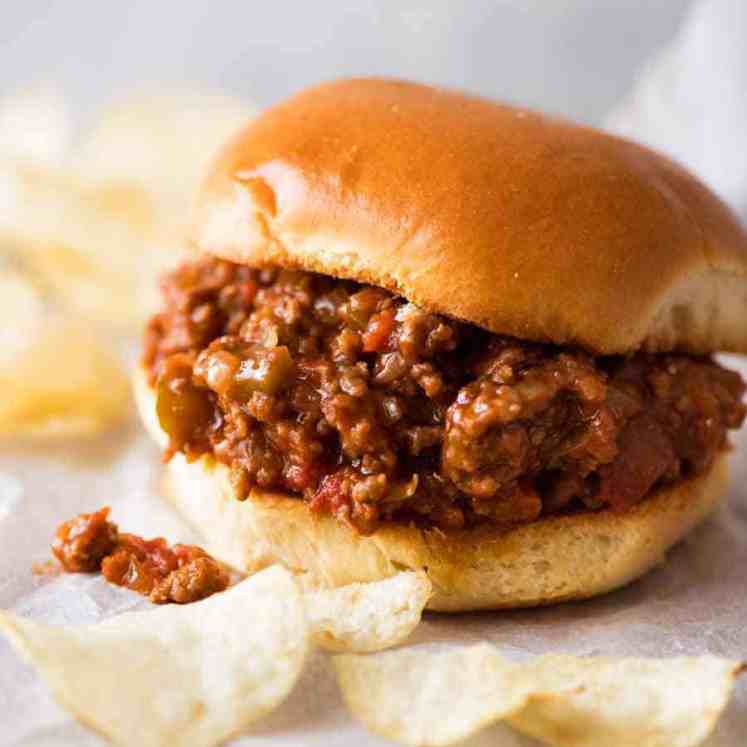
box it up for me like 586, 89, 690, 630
135, 78, 747, 611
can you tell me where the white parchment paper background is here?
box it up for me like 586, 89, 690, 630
1, 1, 747, 744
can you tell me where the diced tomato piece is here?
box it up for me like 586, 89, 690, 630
362, 309, 396, 353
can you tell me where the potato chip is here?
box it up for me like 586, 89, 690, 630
0, 269, 46, 364
0, 160, 156, 252
0, 88, 248, 330
0, 160, 163, 327
304, 571, 432, 653
335, 644, 742, 747
77, 89, 255, 212
0, 84, 71, 163
0, 315, 129, 438
509, 654, 742, 747
0, 565, 309, 747
0, 270, 130, 437
333, 644, 531, 746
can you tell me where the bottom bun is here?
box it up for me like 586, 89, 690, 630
136, 367, 727, 612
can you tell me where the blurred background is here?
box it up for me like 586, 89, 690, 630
1, 1, 692, 126
0, 0, 744, 437
4, 0, 745, 208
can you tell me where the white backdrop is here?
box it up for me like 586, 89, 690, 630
2, 1, 689, 125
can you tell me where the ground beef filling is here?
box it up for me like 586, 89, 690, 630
52, 508, 229, 604
143, 258, 746, 534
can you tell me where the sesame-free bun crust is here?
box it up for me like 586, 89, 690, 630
194, 78, 747, 355
135, 367, 727, 611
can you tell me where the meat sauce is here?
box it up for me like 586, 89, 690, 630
143, 258, 746, 534
52, 508, 229, 604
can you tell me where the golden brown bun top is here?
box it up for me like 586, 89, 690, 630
194, 78, 747, 354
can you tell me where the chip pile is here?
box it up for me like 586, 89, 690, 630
0, 86, 254, 439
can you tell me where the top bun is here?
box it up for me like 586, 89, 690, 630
194, 78, 747, 354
